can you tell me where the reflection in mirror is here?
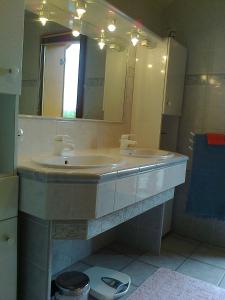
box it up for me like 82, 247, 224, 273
20, 10, 127, 122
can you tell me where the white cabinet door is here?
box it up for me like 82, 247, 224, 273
163, 38, 187, 116
131, 40, 166, 148
0, 218, 17, 300
0, 176, 18, 221
0, 0, 24, 95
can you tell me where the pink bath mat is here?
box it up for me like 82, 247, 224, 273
127, 268, 225, 300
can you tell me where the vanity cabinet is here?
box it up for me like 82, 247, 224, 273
163, 37, 187, 116
0, 0, 24, 95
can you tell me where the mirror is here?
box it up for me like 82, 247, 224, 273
21, 0, 158, 122
20, 9, 128, 122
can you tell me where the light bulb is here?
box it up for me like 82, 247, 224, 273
131, 32, 139, 47
72, 29, 80, 37
39, 8, 49, 26
76, 0, 87, 19
98, 39, 106, 50
39, 16, 48, 26
107, 19, 116, 32
72, 20, 81, 37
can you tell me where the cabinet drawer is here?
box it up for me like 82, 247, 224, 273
0, 176, 18, 221
0, 217, 17, 300
137, 163, 186, 202
114, 175, 137, 210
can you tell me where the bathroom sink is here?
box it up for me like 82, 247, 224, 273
124, 148, 174, 159
32, 155, 123, 169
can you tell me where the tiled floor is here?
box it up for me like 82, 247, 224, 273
61, 233, 225, 299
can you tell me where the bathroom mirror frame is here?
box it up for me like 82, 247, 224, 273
20, 0, 160, 124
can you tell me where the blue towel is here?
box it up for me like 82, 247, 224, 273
187, 134, 225, 220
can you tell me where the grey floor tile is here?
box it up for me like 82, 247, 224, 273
138, 249, 186, 270
121, 260, 157, 287
219, 275, 225, 288
81, 249, 133, 271
177, 258, 225, 285
191, 244, 225, 269
63, 261, 91, 272
162, 234, 200, 257
107, 243, 145, 259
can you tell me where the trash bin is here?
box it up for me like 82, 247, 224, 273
55, 271, 90, 300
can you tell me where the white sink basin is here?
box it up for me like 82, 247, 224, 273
32, 155, 123, 169
124, 148, 174, 159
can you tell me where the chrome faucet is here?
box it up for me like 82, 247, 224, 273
120, 134, 137, 151
53, 135, 75, 156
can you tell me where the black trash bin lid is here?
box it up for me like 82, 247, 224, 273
56, 271, 90, 292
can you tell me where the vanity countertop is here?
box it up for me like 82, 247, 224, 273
17, 148, 188, 183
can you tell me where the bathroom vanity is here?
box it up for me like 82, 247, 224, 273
18, 150, 187, 300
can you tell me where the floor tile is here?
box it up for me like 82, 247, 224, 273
63, 261, 91, 273
121, 260, 157, 287
81, 249, 133, 271
177, 258, 225, 285
162, 234, 200, 257
191, 244, 225, 269
107, 243, 145, 259
219, 275, 225, 289
138, 249, 186, 270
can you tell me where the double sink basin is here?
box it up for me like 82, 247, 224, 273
32, 149, 174, 169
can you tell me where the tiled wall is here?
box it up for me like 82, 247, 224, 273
18, 117, 128, 159
165, 0, 225, 246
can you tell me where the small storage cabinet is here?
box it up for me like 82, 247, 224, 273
163, 37, 187, 116
0, 0, 24, 95
0, 0, 24, 299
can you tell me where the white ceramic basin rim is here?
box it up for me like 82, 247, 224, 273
125, 148, 174, 159
32, 155, 123, 169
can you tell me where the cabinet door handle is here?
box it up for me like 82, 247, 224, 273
0, 67, 19, 77
0, 67, 12, 76
166, 100, 172, 107
3, 235, 15, 245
